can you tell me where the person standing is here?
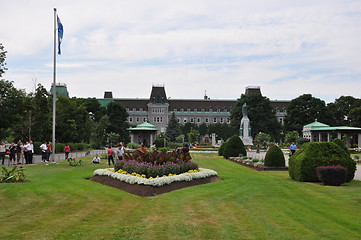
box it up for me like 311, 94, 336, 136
116, 144, 124, 161
64, 144, 70, 159
28, 141, 34, 164
9, 142, 16, 165
40, 141, 48, 162
289, 142, 297, 156
0, 141, 6, 165
47, 141, 52, 162
107, 146, 114, 166
16, 140, 23, 164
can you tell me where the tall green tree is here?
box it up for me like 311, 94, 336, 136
349, 106, 361, 127
230, 93, 281, 141
106, 102, 129, 143
0, 43, 7, 78
31, 84, 51, 141
165, 112, 181, 142
327, 96, 358, 126
0, 80, 27, 139
284, 94, 331, 134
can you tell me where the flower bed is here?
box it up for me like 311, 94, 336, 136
229, 157, 288, 171
94, 167, 218, 187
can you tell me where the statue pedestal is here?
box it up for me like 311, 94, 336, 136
241, 136, 253, 145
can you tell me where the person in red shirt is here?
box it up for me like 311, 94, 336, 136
140, 144, 146, 153
64, 144, 71, 159
47, 141, 52, 162
107, 146, 114, 166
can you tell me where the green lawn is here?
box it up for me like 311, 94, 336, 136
1, 153, 360, 240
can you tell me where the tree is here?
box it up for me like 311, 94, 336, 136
165, 112, 181, 142
230, 93, 281, 141
284, 131, 299, 145
30, 84, 51, 141
187, 129, 200, 143
255, 132, 272, 145
0, 43, 7, 78
198, 123, 208, 136
90, 115, 110, 148
106, 102, 129, 143
327, 96, 358, 126
0, 80, 27, 139
349, 106, 361, 128
284, 94, 331, 134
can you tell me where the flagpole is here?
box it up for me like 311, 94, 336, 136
52, 8, 57, 162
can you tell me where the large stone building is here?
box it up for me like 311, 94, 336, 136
98, 86, 290, 133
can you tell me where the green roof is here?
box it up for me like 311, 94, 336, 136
311, 126, 361, 131
127, 122, 157, 131
304, 120, 330, 129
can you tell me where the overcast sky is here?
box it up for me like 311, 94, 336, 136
1, 0, 360, 103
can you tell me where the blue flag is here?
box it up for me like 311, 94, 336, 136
57, 16, 63, 55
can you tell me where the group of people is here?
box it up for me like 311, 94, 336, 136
39, 141, 53, 163
0, 140, 37, 165
93, 143, 125, 165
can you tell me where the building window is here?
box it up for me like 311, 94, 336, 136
184, 118, 187, 123
205, 118, 209, 123
177, 118, 180, 123
190, 118, 194, 123
126, 108, 129, 111
129, 117, 133, 122
217, 109, 220, 112
139, 108, 143, 111
136, 117, 139, 122
201, 109, 205, 112
143, 117, 147, 122
220, 117, 224, 123
173, 109, 177, 111
194, 109, 197, 112
209, 109, 213, 112
133, 108, 136, 111
213, 117, 217, 123
181, 108, 184, 112
187, 108, 191, 112
197, 118, 201, 123
227, 117, 230, 123
224, 109, 227, 112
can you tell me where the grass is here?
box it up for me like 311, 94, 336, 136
1, 153, 360, 240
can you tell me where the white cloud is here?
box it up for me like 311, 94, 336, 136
1, 0, 361, 103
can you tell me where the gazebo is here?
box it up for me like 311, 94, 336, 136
127, 122, 158, 147
303, 120, 361, 148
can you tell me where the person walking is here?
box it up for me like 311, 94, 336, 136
116, 144, 124, 161
107, 146, 114, 166
40, 141, 48, 162
0, 141, 6, 165
16, 140, 23, 164
64, 144, 71, 160
289, 142, 297, 156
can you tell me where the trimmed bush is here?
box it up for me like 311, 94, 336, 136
332, 138, 349, 155
316, 165, 347, 186
288, 142, 356, 182
264, 145, 285, 167
218, 142, 227, 156
223, 135, 246, 159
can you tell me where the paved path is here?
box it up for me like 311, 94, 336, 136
2, 149, 107, 166
247, 150, 361, 181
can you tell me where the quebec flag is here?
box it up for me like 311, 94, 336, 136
57, 16, 63, 55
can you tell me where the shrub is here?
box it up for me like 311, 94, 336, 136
218, 142, 227, 156
288, 142, 356, 182
332, 138, 349, 155
127, 142, 140, 149
316, 165, 347, 186
264, 145, 285, 167
223, 135, 246, 159
0, 165, 25, 183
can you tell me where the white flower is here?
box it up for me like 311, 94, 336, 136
93, 167, 218, 187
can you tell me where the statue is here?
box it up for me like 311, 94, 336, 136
239, 103, 253, 145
